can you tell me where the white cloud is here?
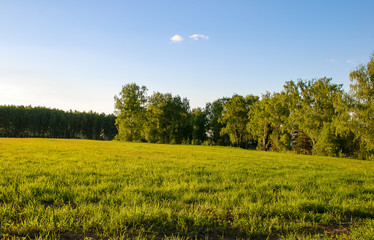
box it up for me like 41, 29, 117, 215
189, 34, 209, 40
346, 59, 353, 63
170, 34, 184, 43
328, 59, 336, 63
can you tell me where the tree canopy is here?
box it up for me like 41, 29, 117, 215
112, 54, 374, 159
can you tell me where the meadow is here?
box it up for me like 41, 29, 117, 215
0, 138, 373, 239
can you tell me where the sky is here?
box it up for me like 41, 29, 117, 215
1, 1, 373, 114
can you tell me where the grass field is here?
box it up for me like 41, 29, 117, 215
0, 138, 374, 239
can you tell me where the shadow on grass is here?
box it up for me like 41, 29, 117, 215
0, 222, 352, 240
300, 202, 374, 218
2, 203, 369, 240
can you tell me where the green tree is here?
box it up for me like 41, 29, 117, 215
114, 83, 147, 141
293, 131, 313, 155
348, 54, 374, 159
267, 92, 292, 151
205, 98, 230, 146
220, 94, 257, 148
247, 95, 270, 150
144, 92, 192, 144
283, 78, 344, 155
247, 93, 289, 151
191, 108, 207, 145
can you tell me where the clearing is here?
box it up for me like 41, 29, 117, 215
0, 138, 373, 239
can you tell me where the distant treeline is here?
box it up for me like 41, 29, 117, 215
0, 106, 117, 140
115, 54, 374, 159
2, 54, 373, 159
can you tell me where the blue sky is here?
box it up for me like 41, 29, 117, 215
1, 1, 373, 114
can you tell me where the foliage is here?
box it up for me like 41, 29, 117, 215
247, 92, 289, 151
219, 94, 258, 148
348, 54, 374, 159
1, 138, 374, 239
144, 92, 192, 144
284, 78, 343, 148
114, 83, 148, 141
205, 98, 230, 146
293, 131, 313, 155
191, 108, 207, 145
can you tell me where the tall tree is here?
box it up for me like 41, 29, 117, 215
114, 83, 147, 141
247, 94, 271, 151
205, 98, 230, 146
220, 94, 257, 148
348, 54, 374, 159
191, 108, 207, 145
283, 78, 344, 155
144, 92, 192, 144
247, 92, 290, 151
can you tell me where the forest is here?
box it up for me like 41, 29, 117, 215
0, 106, 117, 140
114, 54, 374, 159
1, 54, 373, 159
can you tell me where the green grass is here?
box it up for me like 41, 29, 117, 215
0, 138, 374, 239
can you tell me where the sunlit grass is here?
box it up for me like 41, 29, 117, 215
0, 138, 373, 239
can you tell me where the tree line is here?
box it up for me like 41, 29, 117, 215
0, 105, 117, 140
115, 54, 374, 159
